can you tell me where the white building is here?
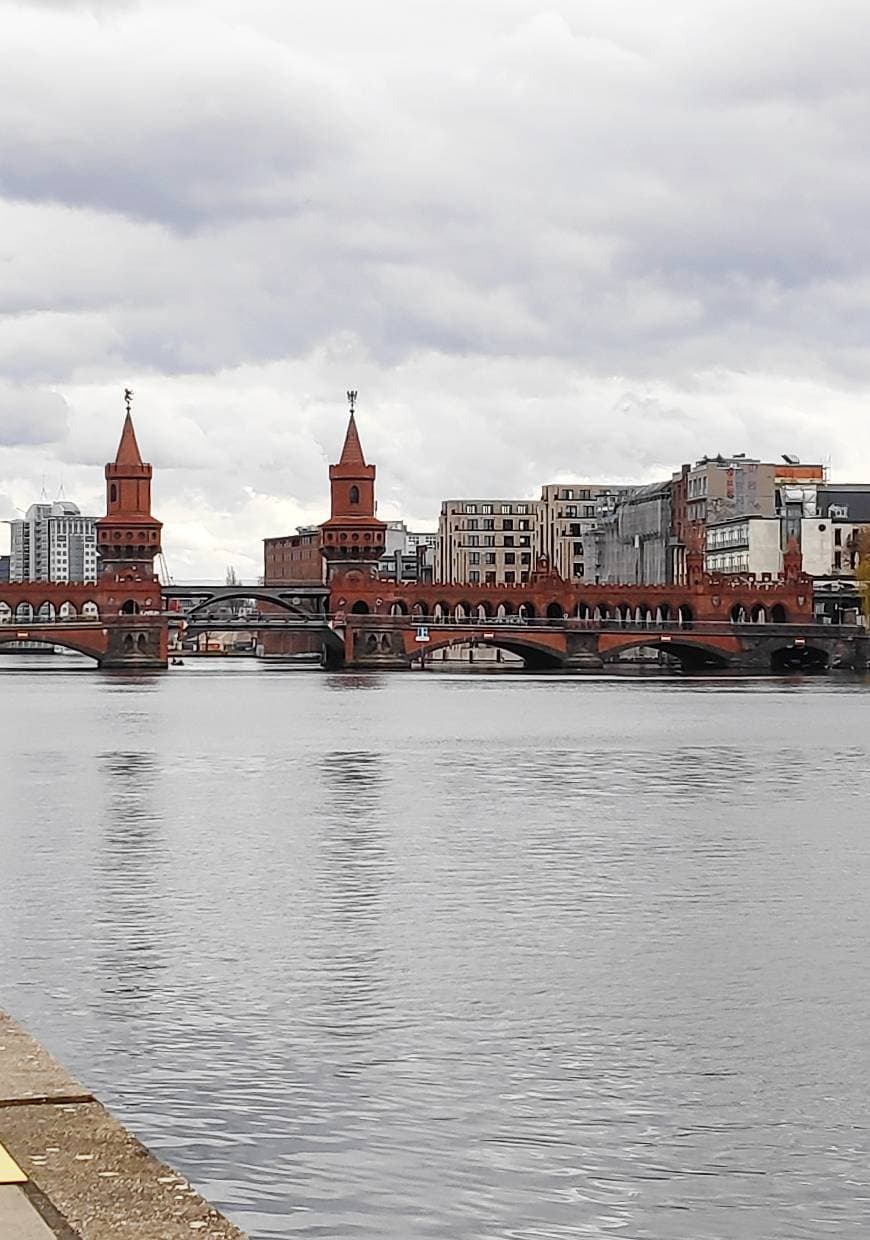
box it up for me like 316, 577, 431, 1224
378, 522, 437, 582
705, 514, 849, 578
9, 502, 98, 584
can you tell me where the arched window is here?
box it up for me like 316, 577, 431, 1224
110, 483, 117, 504
349, 485, 360, 505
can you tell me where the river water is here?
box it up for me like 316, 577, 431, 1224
2, 655, 870, 1239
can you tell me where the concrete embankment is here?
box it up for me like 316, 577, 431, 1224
0, 1010, 246, 1239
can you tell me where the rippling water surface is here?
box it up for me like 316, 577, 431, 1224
3, 657, 870, 1238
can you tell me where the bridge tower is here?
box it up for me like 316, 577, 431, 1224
97, 400, 163, 584
94, 395, 168, 667
320, 392, 386, 580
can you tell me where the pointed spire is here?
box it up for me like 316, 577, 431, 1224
114, 410, 144, 467
339, 411, 366, 467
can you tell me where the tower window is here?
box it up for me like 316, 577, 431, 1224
349, 486, 360, 505
110, 484, 117, 503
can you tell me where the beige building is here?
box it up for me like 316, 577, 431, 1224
437, 499, 538, 584
537, 484, 627, 580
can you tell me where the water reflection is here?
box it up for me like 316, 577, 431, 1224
95, 750, 168, 1012
4, 674, 870, 1239
312, 753, 391, 1040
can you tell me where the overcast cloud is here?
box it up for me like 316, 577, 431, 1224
2, 0, 869, 578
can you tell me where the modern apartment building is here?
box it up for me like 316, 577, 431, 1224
8, 501, 98, 584
437, 499, 538, 585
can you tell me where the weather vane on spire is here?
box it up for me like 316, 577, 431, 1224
347, 390, 357, 415
124, 388, 134, 416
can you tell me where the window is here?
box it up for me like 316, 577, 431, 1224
834, 528, 842, 546
505, 571, 515, 583
504, 553, 515, 565
501, 504, 512, 514
469, 570, 480, 583
520, 571, 530, 583
565, 506, 576, 517
517, 504, 529, 515
468, 535, 479, 547
483, 519, 494, 530
584, 505, 595, 518
467, 519, 478, 531
469, 552, 480, 564
573, 541, 583, 554
485, 571, 497, 584
834, 551, 842, 569
573, 563, 584, 577
484, 535, 495, 547
502, 519, 513, 531
465, 504, 477, 514
521, 553, 531, 564
520, 536, 531, 547
481, 504, 493, 514
503, 535, 514, 547
349, 485, 360, 505
486, 553, 496, 565
570, 524, 582, 537
519, 520, 531, 531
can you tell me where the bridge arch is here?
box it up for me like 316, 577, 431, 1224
0, 630, 105, 662
601, 635, 731, 670
421, 632, 564, 670
770, 643, 828, 672
183, 589, 315, 620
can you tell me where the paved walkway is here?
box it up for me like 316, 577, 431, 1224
0, 1010, 246, 1238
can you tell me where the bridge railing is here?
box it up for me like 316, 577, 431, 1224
162, 611, 865, 638
330, 615, 863, 637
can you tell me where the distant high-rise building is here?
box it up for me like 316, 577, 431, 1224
8, 501, 98, 584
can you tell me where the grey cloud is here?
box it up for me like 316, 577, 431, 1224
2, 0, 870, 575
0, 384, 68, 445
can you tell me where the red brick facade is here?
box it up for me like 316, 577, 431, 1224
263, 528, 324, 584
319, 411, 386, 577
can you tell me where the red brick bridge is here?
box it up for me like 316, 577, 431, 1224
327, 561, 865, 671
0, 409, 168, 669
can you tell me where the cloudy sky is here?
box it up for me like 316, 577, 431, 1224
2, 0, 869, 579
